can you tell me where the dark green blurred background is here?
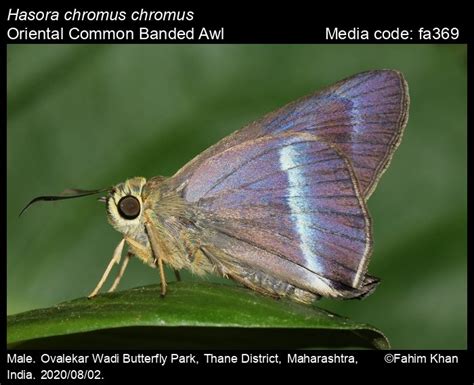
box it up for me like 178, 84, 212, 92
7, 44, 467, 349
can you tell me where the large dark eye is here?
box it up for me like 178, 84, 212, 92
117, 196, 140, 219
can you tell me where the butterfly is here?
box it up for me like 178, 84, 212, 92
22, 70, 409, 304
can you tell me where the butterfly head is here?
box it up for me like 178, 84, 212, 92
106, 177, 147, 236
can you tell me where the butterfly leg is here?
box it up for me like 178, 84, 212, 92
88, 238, 125, 298
156, 254, 167, 297
108, 252, 132, 293
179, 234, 214, 276
144, 221, 168, 297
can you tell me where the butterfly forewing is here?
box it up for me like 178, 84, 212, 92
165, 70, 409, 298
173, 70, 408, 200
183, 133, 371, 289
255, 70, 409, 198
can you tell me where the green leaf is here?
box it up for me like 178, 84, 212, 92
7, 282, 389, 349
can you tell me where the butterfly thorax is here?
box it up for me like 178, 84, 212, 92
106, 176, 216, 275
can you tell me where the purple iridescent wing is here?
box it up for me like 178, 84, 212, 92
256, 70, 409, 198
173, 70, 409, 200
183, 133, 371, 290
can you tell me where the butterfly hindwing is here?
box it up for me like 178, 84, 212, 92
183, 133, 371, 290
